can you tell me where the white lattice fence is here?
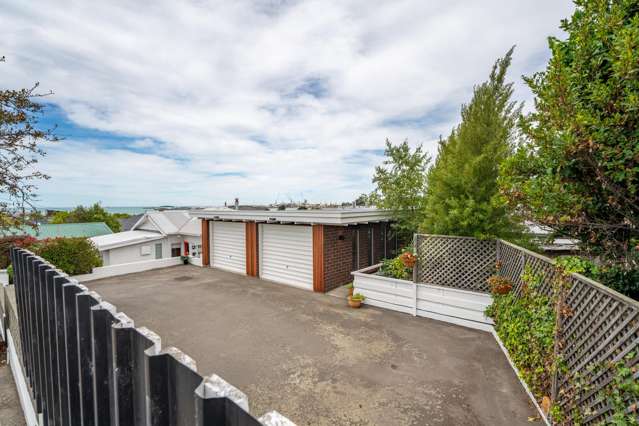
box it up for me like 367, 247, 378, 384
556, 274, 639, 423
414, 234, 496, 293
416, 235, 639, 424
495, 239, 639, 424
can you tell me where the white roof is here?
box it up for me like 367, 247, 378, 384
190, 207, 392, 225
178, 217, 201, 236
90, 230, 164, 250
132, 210, 200, 236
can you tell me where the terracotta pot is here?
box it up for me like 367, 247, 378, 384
348, 296, 362, 308
348, 287, 354, 296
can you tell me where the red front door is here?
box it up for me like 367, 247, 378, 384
184, 241, 189, 255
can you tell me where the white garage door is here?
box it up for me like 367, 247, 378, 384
259, 224, 313, 290
212, 222, 245, 274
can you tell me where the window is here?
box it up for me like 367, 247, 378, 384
171, 243, 181, 258
155, 243, 163, 259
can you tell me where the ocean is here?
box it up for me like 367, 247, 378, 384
39, 206, 153, 215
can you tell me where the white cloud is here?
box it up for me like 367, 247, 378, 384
0, 0, 574, 206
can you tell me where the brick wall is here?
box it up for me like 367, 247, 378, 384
321, 223, 390, 292
322, 226, 353, 292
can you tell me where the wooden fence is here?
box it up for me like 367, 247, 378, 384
415, 234, 639, 424
7, 247, 291, 426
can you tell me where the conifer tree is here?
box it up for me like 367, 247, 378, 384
422, 47, 524, 240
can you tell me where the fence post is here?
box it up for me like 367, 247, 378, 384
412, 234, 418, 316
194, 374, 251, 425
53, 274, 72, 426
62, 282, 86, 426
76, 291, 102, 426
90, 301, 119, 426
147, 347, 201, 426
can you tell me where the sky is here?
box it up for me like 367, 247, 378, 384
1, 0, 575, 207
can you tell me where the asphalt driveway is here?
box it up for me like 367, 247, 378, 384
86, 265, 538, 426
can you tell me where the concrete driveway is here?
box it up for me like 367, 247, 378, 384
86, 266, 539, 426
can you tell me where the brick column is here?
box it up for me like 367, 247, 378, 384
201, 219, 210, 266
312, 224, 324, 292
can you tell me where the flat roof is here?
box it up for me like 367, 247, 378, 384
90, 230, 164, 250
189, 207, 392, 225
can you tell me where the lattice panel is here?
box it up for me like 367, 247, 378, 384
555, 276, 639, 424
495, 239, 639, 424
415, 234, 495, 293
496, 240, 525, 293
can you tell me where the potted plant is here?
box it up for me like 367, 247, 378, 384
348, 293, 365, 308
345, 282, 354, 296
180, 255, 189, 265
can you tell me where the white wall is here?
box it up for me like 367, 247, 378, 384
105, 238, 167, 265
73, 257, 184, 282
184, 236, 202, 257
352, 265, 494, 332
102, 235, 202, 266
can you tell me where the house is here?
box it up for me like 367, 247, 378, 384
191, 207, 396, 292
90, 210, 202, 266
526, 223, 580, 256
117, 213, 144, 231
3, 222, 113, 239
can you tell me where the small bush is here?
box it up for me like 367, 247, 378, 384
7, 264, 13, 284
351, 293, 365, 301
28, 238, 102, 275
379, 256, 411, 280
379, 247, 415, 280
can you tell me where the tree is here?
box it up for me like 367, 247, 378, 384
0, 56, 57, 231
422, 47, 524, 240
370, 139, 429, 237
355, 193, 369, 206
27, 237, 102, 275
499, 1, 639, 271
51, 203, 124, 232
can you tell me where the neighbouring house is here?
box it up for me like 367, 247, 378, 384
90, 210, 201, 266
190, 207, 397, 292
526, 223, 580, 256
3, 222, 113, 239
117, 213, 144, 231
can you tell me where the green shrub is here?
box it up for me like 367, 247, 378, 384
379, 256, 410, 280
351, 293, 365, 301
7, 264, 13, 284
595, 266, 639, 301
29, 238, 102, 275
485, 265, 556, 399
555, 255, 639, 301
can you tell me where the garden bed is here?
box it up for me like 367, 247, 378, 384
351, 264, 494, 331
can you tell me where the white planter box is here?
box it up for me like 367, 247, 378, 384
352, 264, 494, 332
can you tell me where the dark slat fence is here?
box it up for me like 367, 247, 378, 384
8, 247, 292, 426
415, 234, 639, 424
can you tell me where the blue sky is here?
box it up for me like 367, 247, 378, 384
1, 1, 574, 207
